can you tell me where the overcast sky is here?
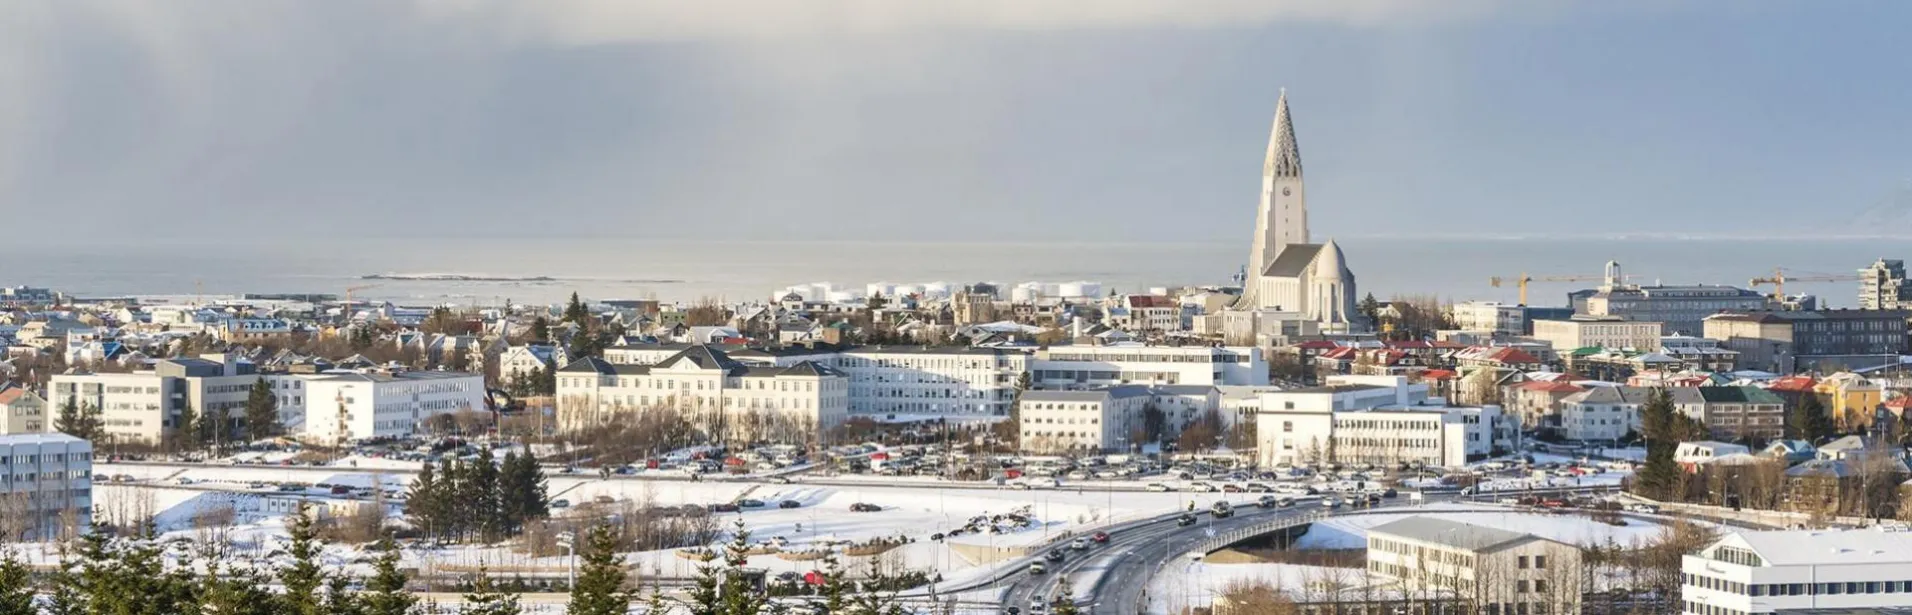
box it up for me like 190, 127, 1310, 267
4, 1, 1910, 246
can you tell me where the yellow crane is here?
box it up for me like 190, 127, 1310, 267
1488, 273, 1626, 306
1747, 268, 1860, 301
343, 284, 381, 322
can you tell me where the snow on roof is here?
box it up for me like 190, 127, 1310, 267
1729, 528, 1912, 566
1367, 516, 1542, 552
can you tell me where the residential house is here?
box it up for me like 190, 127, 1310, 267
0, 384, 47, 434
1669, 387, 1788, 442
1557, 386, 1652, 442
1675, 441, 1752, 471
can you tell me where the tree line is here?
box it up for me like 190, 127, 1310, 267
406, 448, 550, 544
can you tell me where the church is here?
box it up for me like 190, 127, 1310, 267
1224, 91, 1361, 344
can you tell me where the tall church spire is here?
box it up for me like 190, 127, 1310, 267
1264, 88, 1302, 179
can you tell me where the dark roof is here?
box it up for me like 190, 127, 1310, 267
559, 357, 617, 375
1262, 244, 1324, 277
1696, 386, 1784, 404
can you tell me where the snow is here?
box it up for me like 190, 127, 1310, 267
1294, 503, 1671, 550
1147, 562, 1349, 615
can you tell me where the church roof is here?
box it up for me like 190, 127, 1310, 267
1264, 89, 1302, 179
1262, 243, 1325, 277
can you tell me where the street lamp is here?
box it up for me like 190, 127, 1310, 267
557, 531, 577, 589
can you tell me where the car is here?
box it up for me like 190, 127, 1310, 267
768, 476, 792, 485
1145, 483, 1173, 492
850, 503, 882, 512
1382, 488, 1398, 499
1540, 498, 1568, 508
1246, 483, 1273, 493
1257, 495, 1279, 508
594, 495, 618, 505
738, 499, 766, 508
1028, 598, 1047, 614
1321, 498, 1342, 509
1497, 496, 1520, 505
1211, 501, 1235, 519
176, 477, 195, 485
330, 485, 351, 495
551, 499, 571, 509
709, 503, 741, 513
779, 500, 802, 509
1626, 503, 1660, 514
1045, 550, 1066, 563
1071, 537, 1090, 550
1221, 484, 1245, 493
1176, 514, 1197, 527
1188, 482, 1217, 493
1027, 562, 1047, 576
1091, 531, 1110, 543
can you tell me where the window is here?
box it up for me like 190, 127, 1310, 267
1518, 556, 1529, 569
1516, 580, 1529, 593
1534, 555, 1547, 569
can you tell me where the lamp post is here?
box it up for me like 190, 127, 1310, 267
557, 531, 577, 589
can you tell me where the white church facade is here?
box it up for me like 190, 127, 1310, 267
1224, 91, 1361, 345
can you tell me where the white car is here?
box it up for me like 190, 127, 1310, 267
1188, 482, 1218, 493
1071, 538, 1090, 550
1145, 483, 1173, 492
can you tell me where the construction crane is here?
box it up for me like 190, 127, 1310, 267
1488, 272, 1629, 306
1747, 268, 1860, 301
342, 284, 381, 322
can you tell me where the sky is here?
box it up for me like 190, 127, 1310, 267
4, 1, 1911, 247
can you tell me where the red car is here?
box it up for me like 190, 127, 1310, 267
1539, 498, 1568, 508
1091, 532, 1110, 543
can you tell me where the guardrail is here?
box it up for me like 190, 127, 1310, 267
1188, 510, 1327, 554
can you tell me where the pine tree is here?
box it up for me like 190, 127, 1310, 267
326, 573, 366, 615
200, 563, 277, 615
0, 550, 35, 615
530, 318, 551, 343
175, 404, 202, 452
564, 293, 590, 325
716, 522, 773, 615
520, 450, 549, 520
407, 461, 443, 542
1051, 583, 1081, 615
472, 448, 502, 541
244, 377, 281, 442
361, 540, 416, 615
460, 566, 522, 615
1789, 394, 1837, 442
438, 456, 465, 541
499, 452, 526, 535
42, 551, 85, 615
1633, 388, 1683, 500
567, 526, 631, 615
280, 505, 328, 615
641, 587, 673, 615
54, 396, 100, 440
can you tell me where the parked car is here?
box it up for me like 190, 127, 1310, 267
1145, 483, 1173, 492
779, 500, 803, 509
738, 499, 766, 508
1188, 482, 1218, 493
850, 503, 882, 512
1625, 503, 1660, 514
709, 503, 741, 513
551, 499, 571, 509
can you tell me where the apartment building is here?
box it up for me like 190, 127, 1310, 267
1558, 386, 1652, 442
0, 433, 93, 540
718, 343, 1026, 417
299, 371, 487, 445
1030, 343, 1267, 388
1451, 301, 1527, 335
1705, 309, 1912, 373
1859, 258, 1912, 310
1669, 386, 1787, 442
1681, 529, 1912, 615
1367, 516, 1581, 615
556, 346, 849, 440
1532, 316, 1665, 352
0, 385, 47, 434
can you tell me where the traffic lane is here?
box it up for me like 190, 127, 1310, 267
1004, 511, 1207, 611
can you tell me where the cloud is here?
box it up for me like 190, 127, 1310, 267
416, 0, 1512, 45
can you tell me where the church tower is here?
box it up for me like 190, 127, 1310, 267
1237, 90, 1308, 308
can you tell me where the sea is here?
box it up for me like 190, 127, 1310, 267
4, 237, 1906, 309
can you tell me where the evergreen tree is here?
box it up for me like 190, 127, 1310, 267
460, 567, 522, 615
1788, 394, 1837, 442
243, 377, 281, 442
716, 523, 773, 615
564, 293, 590, 325
538, 360, 557, 396
42, 553, 85, 615
0, 550, 36, 615
816, 550, 850, 615
1358, 292, 1381, 323
519, 450, 549, 520
73, 532, 194, 615
1633, 388, 1684, 500
530, 318, 551, 343
195, 405, 226, 456
438, 456, 465, 541
361, 540, 417, 615
54, 396, 101, 440
1051, 583, 1081, 615
280, 505, 328, 615
499, 452, 527, 535
567, 526, 631, 615
472, 448, 502, 541
407, 461, 444, 542
326, 573, 366, 615
200, 564, 278, 615
175, 404, 202, 452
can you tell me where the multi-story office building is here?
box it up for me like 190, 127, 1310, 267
1252, 375, 1513, 468
48, 354, 263, 445
1017, 386, 1151, 454
299, 371, 487, 445
1451, 301, 1527, 335
0, 433, 93, 540
1705, 309, 1910, 373
1580, 262, 1770, 335
1681, 529, 1912, 615
1532, 316, 1665, 351
704, 343, 1028, 417
1367, 516, 1581, 615
1030, 343, 1266, 389
1860, 258, 1912, 310
557, 346, 849, 440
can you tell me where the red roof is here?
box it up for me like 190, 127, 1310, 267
1126, 295, 1177, 308
1885, 397, 1912, 410
1421, 369, 1458, 380
0, 387, 22, 405
1470, 346, 1541, 365
1768, 376, 1818, 393
1319, 347, 1359, 361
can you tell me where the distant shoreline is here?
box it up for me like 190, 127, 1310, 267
360, 273, 685, 284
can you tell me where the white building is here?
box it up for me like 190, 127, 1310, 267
1228, 92, 1360, 337
1675, 441, 1752, 466
557, 346, 849, 441
299, 371, 486, 445
496, 344, 568, 387
1557, 386, 1652, 442
1681, 528, 1912, 614
1253, 375, 1513, 468
1017, 386, 1152, 454
1367, 516, 1581, 615
49, 354, 266, 445
1451, 301, 1527, 335
1030, 343, 1266, 389
723, 344, 1028, 417
0, 433, 93, 540
1532, 316, 1664, 351
0, 385, 47, 435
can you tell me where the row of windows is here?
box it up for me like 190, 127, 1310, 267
1682, 600, 1746, 615
1026, 417, 1101, 425
1686, 574, 1912, 597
